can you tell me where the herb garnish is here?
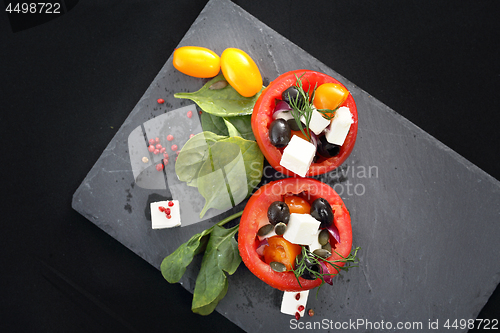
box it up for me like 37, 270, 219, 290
292, 246, 360, 289
286, 73, 340, 142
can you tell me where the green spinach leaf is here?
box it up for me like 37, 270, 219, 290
174, 74, 263, 117
201, 112, 229, 137
160, 227, 213, 284
197, 141, 245, 217
191, 224, 241, 315
223, 115, 255, 141
220, 136, 264, 195
175, 132, 227, 187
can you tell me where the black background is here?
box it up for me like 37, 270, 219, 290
1, 1, 499, 332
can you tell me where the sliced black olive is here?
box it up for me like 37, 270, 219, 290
269, 119, 291, 148
310, 198, 334, 228
267, 201, 290, 225
316, 135, 340, 158
282, 86, 306, 109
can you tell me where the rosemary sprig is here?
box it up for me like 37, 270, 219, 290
291, 246, 360, 289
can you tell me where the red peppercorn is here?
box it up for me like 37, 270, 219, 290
166, 214, 171, 219
298, 305, 305, 312
158, 206, 165, 212
295, 312, 300, 320
168, 201, 174, 207
295, 293, 301, 301
165, 208, 171, 215
157, 98, 165, 104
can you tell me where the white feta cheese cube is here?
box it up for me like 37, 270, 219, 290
325, 106, 353, 145
151, 200, 181, 229
283, 213, 321, 245
308, 229, 322, 253
280, 135, 316, 177
301, 108, 331, 135
281, 290, 309, 317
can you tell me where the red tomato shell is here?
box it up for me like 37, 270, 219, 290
238, 178, 353, 292
251, 69, 358, 177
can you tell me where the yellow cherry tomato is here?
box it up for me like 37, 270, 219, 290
313, 83, 350, 118
220, 48, 263, 97
173, 46, 221, 78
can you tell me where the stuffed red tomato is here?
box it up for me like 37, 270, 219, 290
238, 178, 353, 292
251, 69, 358, 177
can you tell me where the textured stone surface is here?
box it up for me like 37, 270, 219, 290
73, 0, 500, 331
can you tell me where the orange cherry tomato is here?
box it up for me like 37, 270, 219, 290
284, 195, 311, 214
263, 235, 302, 270
290, 130, 309, 142
173, 46, 220, 78
313, 83, 350, 118
220, 48, 263, 97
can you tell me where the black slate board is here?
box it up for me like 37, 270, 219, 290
72, 0, 500, 331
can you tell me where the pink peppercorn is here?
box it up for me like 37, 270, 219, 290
155, 137, 160, 143
171, 144, 178, 151
149, 139, 155, 145
167, 135, 174, 141
163, 158, 169, 165
163, 153, 169, 159
189, 133, 195, 139
148, 145, 155, 152
160, 147, 166, 153
153, 149, 160, 155
157, 98, 165, 104
156, 144, 162, 149
156, 163, 164, 171
187, 110, 193, 118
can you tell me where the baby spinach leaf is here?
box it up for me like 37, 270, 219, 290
175, 132, 227, 187
174, 74, 264, 117
223, 118, 242, 137
201, 112, 229, 137
191, 224, 240, 315
223, 115, 255, 141
198, 141, 245, 217
220, 136, 264, 195
160, 227, 213, 284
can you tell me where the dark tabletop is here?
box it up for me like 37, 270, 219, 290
1, 1, 499, 332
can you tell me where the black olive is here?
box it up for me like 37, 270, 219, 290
295, 253, 320, 280
267, 201, 290, 225
310, 198, 334, 228
316, 135, 340, 158
282, 86, 306, 109
269, 119, 291, 148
